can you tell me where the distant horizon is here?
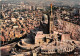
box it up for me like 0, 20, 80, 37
1, 0, 80, 6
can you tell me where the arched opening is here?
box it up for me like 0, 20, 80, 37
58, 34, 61, 41
42, 37, 46, 42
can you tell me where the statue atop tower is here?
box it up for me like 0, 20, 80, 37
50, 3, 53, 16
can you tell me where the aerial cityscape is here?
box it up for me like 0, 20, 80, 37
0, 0, 80, 56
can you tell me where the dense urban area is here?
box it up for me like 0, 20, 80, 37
0, 0, 80, 56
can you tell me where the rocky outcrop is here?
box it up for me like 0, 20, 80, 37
57, 19, 80, 41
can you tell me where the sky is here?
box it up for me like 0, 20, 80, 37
2, 0, 80, 1
1, 0, 80, 6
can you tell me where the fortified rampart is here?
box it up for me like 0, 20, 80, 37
57, 19, 80, 41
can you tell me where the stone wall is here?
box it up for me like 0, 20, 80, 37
57, 19, 80, 41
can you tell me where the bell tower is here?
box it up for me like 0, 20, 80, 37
49, 4, 54, 34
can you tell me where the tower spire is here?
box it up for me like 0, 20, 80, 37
49, 3, 54, 34
50, 3, 53, 16
50, 4, 52, 12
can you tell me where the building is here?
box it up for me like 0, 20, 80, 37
35, 4, 55, 44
